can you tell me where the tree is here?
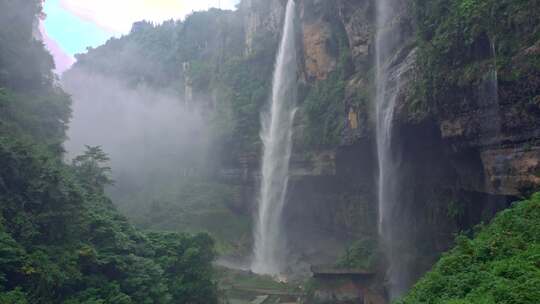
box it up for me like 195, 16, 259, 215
72, 146, 114, 192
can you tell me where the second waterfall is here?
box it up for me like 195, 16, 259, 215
375, 0, 408, 300
251, 0, 297, 275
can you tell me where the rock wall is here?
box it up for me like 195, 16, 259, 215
229, 0, 540, 295
227, 0, 379, 271
239, 0, 285, 55
61, 0, 540, 299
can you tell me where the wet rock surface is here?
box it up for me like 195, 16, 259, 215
228, 0, 539, 297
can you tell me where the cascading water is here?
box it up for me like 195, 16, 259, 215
251, 0, 297, 276
479, 39, 500, 138
375, 0, 407, 299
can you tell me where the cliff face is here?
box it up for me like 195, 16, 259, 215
63, 0, 539, 297
240, 0, 285, 55
230, 0, 540, 291
228, 0, 380, 271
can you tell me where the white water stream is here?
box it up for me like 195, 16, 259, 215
251, 0, 297, 276
375, 0, 406, 299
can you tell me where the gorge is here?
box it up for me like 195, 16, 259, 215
1, 0, 538, 303
64, 0, 540, 301
65, 0, 540, 301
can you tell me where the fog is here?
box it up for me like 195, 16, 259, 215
62, 69, 213, 207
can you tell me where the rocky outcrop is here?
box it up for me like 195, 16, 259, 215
220, 144, 378, 271
60, 0, 540, 299
239, 0, 285, 54
481, 147, 540, 196
434, 71, 540, 197
298, 0, 538, 295
337, 0, 374, 71
297, 0, 344, 81
301, 21, 337, 80
227, 0, 539, 297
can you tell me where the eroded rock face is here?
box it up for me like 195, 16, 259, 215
290, 150, 337, 177
337, 0, 374, 71
301, 21, 337, 80
229, 0, 539, 296
239, 0, 285, 55
342, 75, 371, 144
481, 148, 540, 196
433, 46, 540, 197
237, 0, 540, 207
297, 0, 343, 81
439, 102, 540, 196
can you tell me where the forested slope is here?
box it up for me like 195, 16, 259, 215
399, 193, 540, 304
0, 1, 217, 303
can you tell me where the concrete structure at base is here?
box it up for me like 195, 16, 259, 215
308, 266, 386, 304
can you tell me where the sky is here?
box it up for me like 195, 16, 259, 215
41, 0, 240, 73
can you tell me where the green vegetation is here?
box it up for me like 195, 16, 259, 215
414, 0, 540, 106
0, 0, 71, 152
0, 1, 218, 303
300, 25, 353, 148
446, 200, 465, 220
399, 193, 540, 304
5, 1, 539, 303
215, 32, 278, 152
70, 9, 270, 154
0, 87, 71, 151
128, 180, 252, 256
0, 135, 218, 304
336, 238, 377, 270
66, 8, 262, 254
73, 6, 363, 151
301, 72, 347, 147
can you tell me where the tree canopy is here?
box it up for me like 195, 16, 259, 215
0, 2, 219, 303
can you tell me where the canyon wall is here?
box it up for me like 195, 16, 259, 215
65, 0, 540, 297
228, 0, 540, 291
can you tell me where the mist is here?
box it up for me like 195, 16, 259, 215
62, 68, 213, 208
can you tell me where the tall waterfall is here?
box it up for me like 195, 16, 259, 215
479, 39, 500, 138
375, 0, 406, 299
252, 0, 297, 275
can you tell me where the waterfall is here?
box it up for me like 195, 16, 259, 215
251, 0, 297, 276
375, 0, 407, 299
476, 38, 500, 152
480, 39, 500, 138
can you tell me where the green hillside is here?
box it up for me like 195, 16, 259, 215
399, 193, 540, 304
